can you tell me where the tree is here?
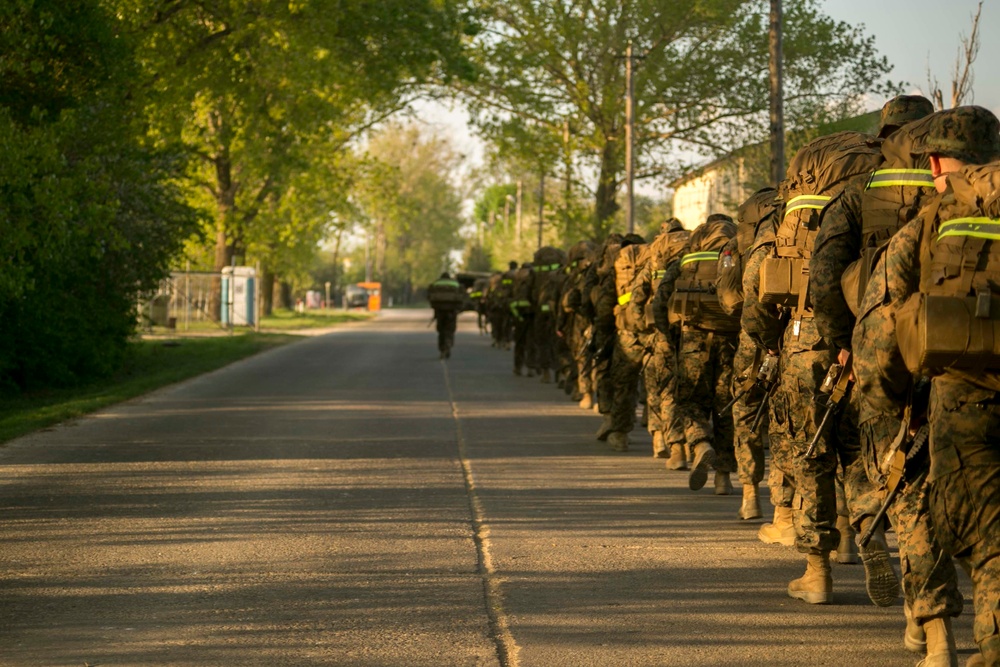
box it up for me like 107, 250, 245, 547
927, 0, 982, 110
114, 0, 478, 312
459, 0, 897, 238
352, 125, 467, 303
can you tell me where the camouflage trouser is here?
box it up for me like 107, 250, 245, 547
732, 330, 766, 486
768, 320, 840, 555
570, 316, 594, 398
531, 309, 556, 372
927, 388, 1000, 662
606, 328, 645, 433
594, 317, 616, 413
860, 416, 963, 624
434, 309, 458, 352
664, 328, 737, 473
512, 314, 534, 372
643, 331, 675, 439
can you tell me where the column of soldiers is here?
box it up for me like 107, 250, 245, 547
468, 97, 999, 667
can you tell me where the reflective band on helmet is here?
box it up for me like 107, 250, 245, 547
618, 292, 632, 305
680, 251, 720, 267
937, 217, 1000, 241
866, 168, 935, 189
533, 263, 561, 272
784, 194, 832, 217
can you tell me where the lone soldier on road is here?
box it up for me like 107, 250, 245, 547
428, 272, 464, 359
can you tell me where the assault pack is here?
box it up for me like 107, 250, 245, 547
640, 223, 691, 329
717, 187, 779, 314
427, 276, 464, 309
896, 163, 1000, 384
667, 216, 740, 332
614, 242, 649, 331
532, 245, 567, 316
840, 116, 939, 315
760, 131, 883, 328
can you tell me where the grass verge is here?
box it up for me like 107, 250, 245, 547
259, 309, 374, 330
0, 333, 298, 444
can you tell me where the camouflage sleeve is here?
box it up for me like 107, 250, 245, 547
716, 236, 742, 316
851, 217, 923, 421
740, 242, 783, 351
812, 182, 864, 350
651, 261, 681, 334
630, 263, 653, 311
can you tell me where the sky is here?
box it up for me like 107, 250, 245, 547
412, 1, 1000, 199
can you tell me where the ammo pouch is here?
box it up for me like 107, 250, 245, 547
840, 246, 880, 317
896, 292, 1000, 373
667, 283, 739, 332
759, 257, 805, 307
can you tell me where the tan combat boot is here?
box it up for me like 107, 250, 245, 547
758, 506, 795, 546
860, 516, 901, 607
652, 431, 668, 458
904, 603, 927, 654
739, 484, 763, 520
666, 444, 688, 470
578, 393, 593, 410
688, 441, 716, 491
787, 553, 833, 604
541, 368, 552, 383
834, 515, 859, 564
607, 431, 629, 452
714, 471, 733, 495
595, 415, 613, 441
915, 617, 958, 667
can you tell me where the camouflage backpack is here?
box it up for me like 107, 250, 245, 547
427, 276, 464, 308
717, 188, 779, 315
840, 115, 938, 315
761, 131, 882, 318
896, 163, 1000, 386
614, 242, 649, 331
641, 223, 691, 329
532, 246, 567, 315
668, 216, 740, 332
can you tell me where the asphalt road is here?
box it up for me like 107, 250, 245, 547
0, 310, 976, 666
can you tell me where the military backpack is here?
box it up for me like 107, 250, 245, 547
667, 219, 740, 332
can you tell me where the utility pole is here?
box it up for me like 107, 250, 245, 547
624, 41, 635, 235
537, 173, 545, 249
769, 0, 785, 186
516, 180, 523, 243
504, 196, 511, 235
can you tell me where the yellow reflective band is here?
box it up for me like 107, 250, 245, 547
502, 279, 513, 285
433, 279, 460, 288
937, 217, 1000, 241
866, 168, 935, 189
469, 291, 483, 298
784, 194, 832, 217
653, 269, 666, 280
618, 292, 632, 305
540, 304, 551, 312
680, 251, 720, 267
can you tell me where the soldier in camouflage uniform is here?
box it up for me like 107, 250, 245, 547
812, 98, 965, 654
743, 130, 885, 605
586, 234, 625, 421
510, 262, 536, 376
628, 219, 690, 458
717, 188, 780, 519
490, 261, 518, 350
653, 215, 740, 493
854, 106, 1000, 667
530, 246, 568, 384
558, 241, 598, 406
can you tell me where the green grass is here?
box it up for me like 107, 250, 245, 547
0, 333, 298, 444
259, 308, 374, 329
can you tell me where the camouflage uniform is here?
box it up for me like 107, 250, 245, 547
653, 216, 740, 489
856, 108, 1000, 664
530, 246, 567, 383
558, 242, 597, 405
510, 263, 535, 375
588, 235, 624, 415
629, 220, 690, 456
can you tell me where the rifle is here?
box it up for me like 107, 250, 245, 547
749, 353, 780, 432
859, 424, 929, 548
721, 351, 765, 413
804, 353, 853, 458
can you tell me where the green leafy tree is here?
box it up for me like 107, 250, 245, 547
461, 0, 898, 238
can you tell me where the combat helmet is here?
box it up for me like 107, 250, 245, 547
913, 105, 1000, 164
878, 95, 934, 138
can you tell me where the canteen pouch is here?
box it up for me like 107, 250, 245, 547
840, 247, 880, 317
896, 292, 1000, 373
759, 256, 804, 307
667, 284, 739, 332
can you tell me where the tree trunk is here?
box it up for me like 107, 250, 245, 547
593, 139, 620, 238
261, 267, 275, 316
210, 146, 237, 321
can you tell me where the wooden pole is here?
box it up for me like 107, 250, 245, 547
625, 41, 635, 234
769, 0, 785, 186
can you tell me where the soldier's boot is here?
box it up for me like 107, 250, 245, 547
541, 368, 552, 384
859, 517, 901, 607
595, 416, 613, 441
914, 617, 958, 667
514, 366, 522, 376
834, 515, 859, 564
527, 369, 535, 378
714, 471, 733, 495
904, 603, 927, 654
688, 441, 716, 491
592, 404, 601, 414
739, 484, 763, 520
787, 553, 833, 605
578, 393, 593, 410
972, 635, 1000, 667
608, 431, 629, 452
666, 444, 688, 470
758, 506, 796, 546
641, 403, 649, 428
652, 431, 668, 458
